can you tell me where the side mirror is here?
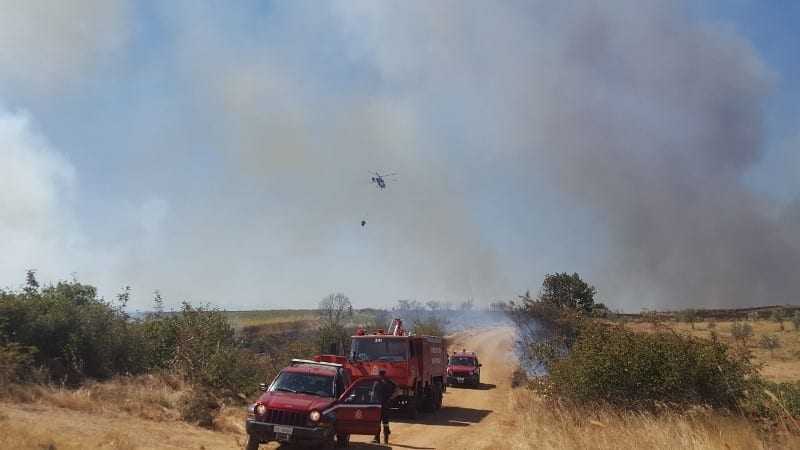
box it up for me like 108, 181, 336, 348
259, 383, 268, 392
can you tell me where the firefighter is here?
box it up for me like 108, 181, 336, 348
373, 369, 396, 444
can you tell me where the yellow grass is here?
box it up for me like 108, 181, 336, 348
0, 375, 248, 450
504, 388, 799, 450
626, 319, 800, 383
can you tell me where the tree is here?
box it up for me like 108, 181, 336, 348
539, 272, 596, 313
152, 290, 165, 315
319, 293, 352, 329
318, 293, 353, 355
489, 301, 510, 312
426, 300, 442, 312
677, 309, 699, 329
23, 269, 39, 296
459, 299, 475, 311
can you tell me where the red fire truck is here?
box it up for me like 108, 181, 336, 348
344, 319, 446, 418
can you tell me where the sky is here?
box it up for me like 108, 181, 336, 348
0, 0, 798, 312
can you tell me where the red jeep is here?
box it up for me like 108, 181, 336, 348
245, 359, 385, 449
447, 350, 481, 387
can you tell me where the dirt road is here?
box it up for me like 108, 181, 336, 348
1, 327, 517, 450
344, 326, 517, 450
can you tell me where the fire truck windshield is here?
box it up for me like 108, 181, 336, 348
270, 372, 335, 397
449, 356, 476, 366
351, 337, 409, 362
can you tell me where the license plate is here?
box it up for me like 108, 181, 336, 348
274, 425, 293, 441
456, 377, 464, 383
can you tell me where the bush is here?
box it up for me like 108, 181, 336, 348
163, 303, 263, 399
758, 334, 780, 356
731, 321, 753, 345
546, 322, 756, 409
0, 279, 147, 383
0, 343, 37, 386
413, 316, 448, 336
771, 309, 786, 331
765, 381, 800, 417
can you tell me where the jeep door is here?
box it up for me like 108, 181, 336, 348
328, 377, 382, 436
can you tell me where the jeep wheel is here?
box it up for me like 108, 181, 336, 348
245, 436, 260, 450
406, 398, 419, 419
320, 434, 335, 449
336, 433, 350, 448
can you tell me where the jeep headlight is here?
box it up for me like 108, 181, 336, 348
255, 404, 267, 416
309, 410, 321, 422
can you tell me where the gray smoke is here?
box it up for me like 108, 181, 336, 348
317, 0, 800, 308
523, 2, 800, 307
2, 1, 797, 310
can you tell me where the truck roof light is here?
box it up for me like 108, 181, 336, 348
290, 358, 343, 368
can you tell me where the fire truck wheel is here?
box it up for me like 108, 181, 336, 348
422, 385, 435, 413
245, 436, 260, 450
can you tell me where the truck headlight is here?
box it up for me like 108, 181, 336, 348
255, 404, 267, 416
309, 410, 321, 422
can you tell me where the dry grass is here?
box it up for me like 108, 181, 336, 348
0, 374, 248, 449
625, 319, 800, 383
504, 388, 800, 450
1, 374, 188, 422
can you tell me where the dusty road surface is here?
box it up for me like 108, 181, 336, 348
1, 327, 518, 450
342, 326, 518, 450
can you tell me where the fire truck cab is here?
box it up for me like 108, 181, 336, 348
346, 319, 446, 418
245, 359, 385, 449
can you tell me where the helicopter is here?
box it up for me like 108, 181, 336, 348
370, 171, 397, 190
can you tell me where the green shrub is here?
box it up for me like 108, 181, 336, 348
547, 322, 755, 409
792, 311, 800, 332
758, 334, 781, 356
0, 343, 37, 386
413, 315, 448, 336
164, 303, 262, 398
731, 321, 753, 345
766, 381, 800, 417
0, 279, 147, 383
771, 309, 786, 331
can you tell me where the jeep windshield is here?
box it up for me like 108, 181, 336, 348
351, 337, 409, 362
270, 372, 334, 398
449, 357, 476, 366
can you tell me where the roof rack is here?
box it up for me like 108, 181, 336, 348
290, 358, 343, 368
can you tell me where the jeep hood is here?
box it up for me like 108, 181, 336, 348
256, 391, 335, 412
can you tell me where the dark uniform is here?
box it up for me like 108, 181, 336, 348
373, 371, 396, 444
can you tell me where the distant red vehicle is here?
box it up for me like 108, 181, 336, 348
245, 359, 385, 449
345, 319, 446, 418
447, 350, 481, 387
